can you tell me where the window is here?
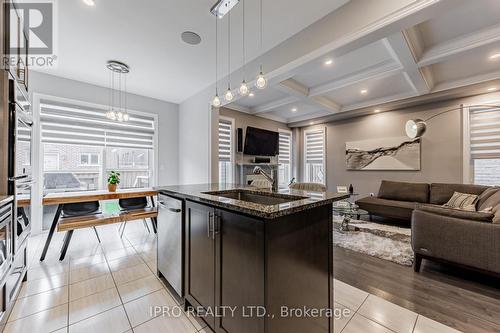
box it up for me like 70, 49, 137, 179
79, 152, 99, 166
304, 128, 326, 184
468, 106, 500, 185
218, 118, 234, 184
40, 97, 156, 194
278, 130, 292, 186
44, 152, 59, 171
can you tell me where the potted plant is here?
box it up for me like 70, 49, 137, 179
107, 171, 120, 192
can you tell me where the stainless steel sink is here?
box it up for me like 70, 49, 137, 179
203, 190, 306, 206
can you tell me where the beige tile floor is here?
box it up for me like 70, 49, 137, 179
5, 221, 462, 333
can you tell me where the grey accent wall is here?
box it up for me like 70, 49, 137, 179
29, 71, 179, 186
298, 92, 500, 196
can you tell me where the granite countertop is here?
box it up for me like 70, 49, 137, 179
155, 183, 349, 219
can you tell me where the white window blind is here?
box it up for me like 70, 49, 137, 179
218, 118, 233, 184
40, 98, 155, 149
278, 131, 291, 165
278, 130, 292, 186
305, 129, 325, 164
218, 119, 232, 162
469, 106, 500, 185
304, 128, 325, 184
470, 106, 500, 159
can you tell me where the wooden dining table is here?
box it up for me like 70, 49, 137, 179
39, 188, 159, 261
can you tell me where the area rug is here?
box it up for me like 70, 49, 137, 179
333, 217, 414, 266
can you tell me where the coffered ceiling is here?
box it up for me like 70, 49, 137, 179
227, 0, 500, 124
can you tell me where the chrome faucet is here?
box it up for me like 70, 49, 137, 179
252, 166, 279, 191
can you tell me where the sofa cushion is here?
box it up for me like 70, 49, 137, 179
429, 183, 489, 205
417, 204, 494, 222
443, 192, 478, 211
377, 180, 429, 203
477, 187, 499, 209
356, 196, 416, 221
477, 189, 500, 224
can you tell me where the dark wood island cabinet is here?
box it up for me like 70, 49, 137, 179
157, 184, 347, 333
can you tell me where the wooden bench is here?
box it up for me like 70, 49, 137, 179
57, 207, 158, 260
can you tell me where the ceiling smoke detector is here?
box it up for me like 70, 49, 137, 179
181, 31, 202, 45
211, 0, 240, 18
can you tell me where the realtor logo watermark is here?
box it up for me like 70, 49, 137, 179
3, 1, 57, 68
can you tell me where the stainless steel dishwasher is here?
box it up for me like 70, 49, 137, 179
157, 193, 184, 299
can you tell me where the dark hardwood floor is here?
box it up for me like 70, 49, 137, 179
333, 246, 500, 333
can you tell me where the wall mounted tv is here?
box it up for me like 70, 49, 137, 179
243, 126, 280, 156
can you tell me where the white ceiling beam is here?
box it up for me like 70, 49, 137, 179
384, 33, 433, 94
340, 91, 419, 112
224, 103, 253, 114
252, 96, 300, 114
418, 23, 500, 67
277, 79, 341, 113
309, 59, 402, 97
432, 69, 500, 93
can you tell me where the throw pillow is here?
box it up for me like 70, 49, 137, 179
476, 187, 499, 210
443, 192, 478, 210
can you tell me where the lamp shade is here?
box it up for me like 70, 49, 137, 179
405, 119, 426, 139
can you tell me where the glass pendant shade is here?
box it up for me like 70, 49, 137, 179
212, 94, 221, 107
239, 81, 249, 96
224, 89, 234, 102
255, 72, 267, 89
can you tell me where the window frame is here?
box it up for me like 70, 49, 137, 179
218, 116, 235, 184
303, 127, 326, 185
79, 152, 100, 167
463, 102, 500, 185
32, 93, 159, 236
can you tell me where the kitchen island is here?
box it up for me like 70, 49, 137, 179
155, 184, 348, 333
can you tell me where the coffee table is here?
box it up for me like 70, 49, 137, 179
332, 202, 369, 231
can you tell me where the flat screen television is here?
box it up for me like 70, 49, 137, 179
243, 126, 279, 156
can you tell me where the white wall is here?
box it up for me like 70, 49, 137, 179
29, 71, 179, 186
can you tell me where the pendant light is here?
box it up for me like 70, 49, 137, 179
106, 60, 130, 122
238, 0, 249, 96
224, 10, 234, 102
212, 17, 221, 107
255, 0, 267, 90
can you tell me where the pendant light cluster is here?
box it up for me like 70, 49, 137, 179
106, 60, 130, 122
211, 0, 267, 107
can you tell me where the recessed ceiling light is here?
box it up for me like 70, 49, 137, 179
291, 108, 297, 112
487, 87, 497, 92
360, 89, 368, 95
249, 92, 255, 97
489, 53, 500, 61
309, 121, 315, 125
83, 0, 95, 6
324, 59, 333, 66
374, 109, 381, 113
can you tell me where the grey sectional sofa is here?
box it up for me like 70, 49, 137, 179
356, 180, 500, 275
